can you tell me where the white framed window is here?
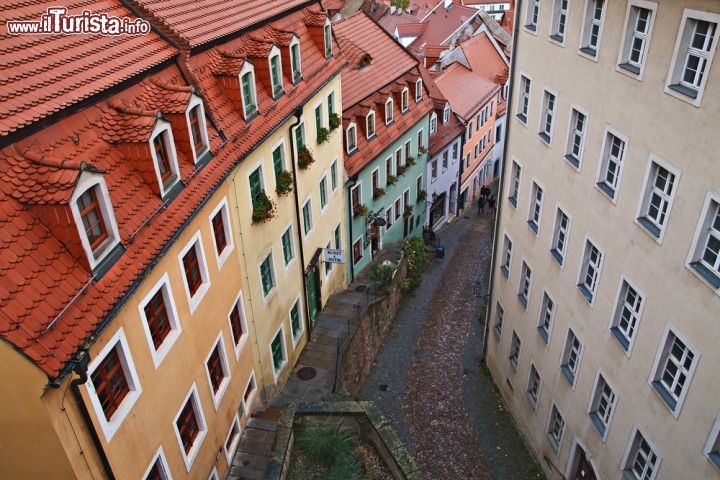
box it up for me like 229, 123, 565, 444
330, 158, 339, 192
401, 87, 409, 112
579, 0, 605, 58
525, 0, 541, 32
508, 160, 522, 207
281, 224, 295, 267
596, 128, 628, 201
649, 325, 699, 417
289, 297, 304, 346
493, 301, 504, 338
577, 238, 603, 305
209, 197, 234, 269
703, 416, 720, 471
319, 175, 328, 211
518, 260, 532, 309
527, 364, 541, 408
588, 372, 617, 439
173, 384, 208, 472
178, 231, 211, 313
621, 427, 661, 480
385, 97, 394, 124
224, 416, 242, 465
550, 0, 569, 43
240, 63, 258, 119
290, 36, 302, 83
204, 332, 231, 409
186, 96, 210, 162
635, 156, 679, 242
324, 20, 333, 58
150, 122, 181, 197
527, 181, 544, 234
346, 123, 358, 153
208, 468, 219, 480
242, 371, 257, 412
665, 10, 720, 106
550, 207, 570, 266
509, 331, 521, 372
314, 103, 325, 143
687, 191, 720, 291
617, 1, 657, 78
560, 328, 583, 387
86, 328, 142, 441
430, 112, 437, 134
547, 404, 565, 453
500, 233, 512, 278
228, 290, 249, 358
366, 110, 376, 139
564, 107, 587, 169
443, 104, 450, 124
269, 325, 288, 379
517, 74, 532, 124
538, 89, 556, 144
259, 251, 276, 299
302, 198, 313, 236
415, 78, 423, 102
537, 291, 555, 344
142, 446, 172, 480
609, 276, 644, 354
70, 173, 121, 271
138, 273, 182, 368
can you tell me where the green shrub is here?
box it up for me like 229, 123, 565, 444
296, 422, 355, 468
370, 263, 396, 293
401, 236, 426, 292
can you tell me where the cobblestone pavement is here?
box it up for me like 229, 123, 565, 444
359, 212, 542, 480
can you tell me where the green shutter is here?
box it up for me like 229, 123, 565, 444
273, 147, 283, 175
249, 168, 262, 200
290, 303, 300, 337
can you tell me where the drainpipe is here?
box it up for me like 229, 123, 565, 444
456, 120, 467, 216
346, 176, 357, 283
69, 354, 116, 480
288, 108, 313, 341
482, 0, 522, 362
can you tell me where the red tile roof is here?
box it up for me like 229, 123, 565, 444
407, 3, 477, 51
130, 0, 312, 48
418, 66, 463, 154
0, 0, 177, 138
0, 5, 344, 379
396, 22, 426, 37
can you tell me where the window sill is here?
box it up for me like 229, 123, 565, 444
493, 326, 502, 339
500, 265, 509, 279
595, 182, 616, 201
563, 154, 580, 169
636, 216, 662, 239
651, 380, 678, 413
589, 412, 607, 438
537, 132, 552, 145
548, 34, 565, 45
577, 283, 594, 304
550, 249, 564, 267
515, 113, 528, 125
579, 46, 598, 59
617, 62, 642, 78
508, 196, 517, 208
524, 24, 537, 33
610, 327, 631, 352
668, 83, 698, 99
689, 261, 720, 289
537, 327, 549, 344
560, 365, 575, 386
527, 220, 539, 235
517, 293, 528, 309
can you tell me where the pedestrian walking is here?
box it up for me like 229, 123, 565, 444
488, 195, 496, 216
478, 195, 486, 214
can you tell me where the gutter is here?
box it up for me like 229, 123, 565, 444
481, 0, 521, 362
346, 176, 357, 283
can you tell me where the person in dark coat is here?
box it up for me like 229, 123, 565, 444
478, 195, 486, 214
488, 195, 496, 216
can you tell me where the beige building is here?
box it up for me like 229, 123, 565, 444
488, 1, 720, 479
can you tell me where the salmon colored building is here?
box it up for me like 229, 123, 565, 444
0, 1, 345, 479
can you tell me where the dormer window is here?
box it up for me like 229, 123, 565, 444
401, 88, 409, 113
269, 49, 284, 98
186, 97, 210, 162
430, 112, 437, 134
290, 37, 302, 83
366, 110, 376, 139
385, 97, 394, 124
324, 21, 333, 58
150, 122, 181, 197
70, 173, 120, 270
415, 78, 423, 102
443, 104, 450, 124
346, 123, 357, 153
240, 64, 258, 119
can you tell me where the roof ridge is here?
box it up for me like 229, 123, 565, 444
19, 147, 83, 171
108, 98, 160, 119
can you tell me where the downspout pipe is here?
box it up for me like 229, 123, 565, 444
70, 354, 116, 480
346, 176, 357, 283
482, 0, 522, 362
288, 108, 313, 341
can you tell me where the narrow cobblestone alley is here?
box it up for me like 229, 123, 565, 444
359, 212, 542, 480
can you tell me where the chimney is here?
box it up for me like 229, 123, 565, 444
444, 0, 452, 8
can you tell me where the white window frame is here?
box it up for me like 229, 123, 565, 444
186, 95, 210, 163
279, 223, 295, 269
302, 197, 314, 237
366, 110, 376, 139
429, 112, 437, 134
346, 123, 358, 154
86, 328, 142, 441
324, 20, 333, 57
524, 0, 541, 33
703, 416, 720, 471
289, 296, 304, 347
564, 106, 588, 170
269, 325, 288, 380
268, 46, 284, 97
228, 290, 249, 359
70, 172, 121, 271
576, 237, 604, 306
149, 121, 181, 197
385, 97, 394, 124
330, 158, 339, 193
508, 159, 522, 208
242, 371, 257, 413
319, 175, 328, 211
560, 328, 583, 388
579, 0, 606, 59
547, 404, 565, 453
204, 332, 232, 410
537, 290, 555, 344
173, 383, 208, 472
634, 155, 680, 243
415, 78, 423, 102
526, 363, 541, 408
608, 275, 645, 355
138, 273, 182, 368
616, 0, 657, 80
500, 233, 512, 279
665, 9, 720, 107
549, 0, 569, 44
686, 191, 720, 292
141, 446, 172, 480
224, 415, 242, 465
621, 426, 662, 480
209, 197, 234, 269
538, 89, 556, 145
290, 35, 302, 83
177, 231, 211, 313
595, 126, 628, 202
259, 250, 277, 301
352, 235, 364, 265
527, 180, 544, 235
401, 87, 409, 112
208, 468, 219, 480
443, 104, 450, 124
649, 324, 700, 418
239, 63, 258, 119
517, 74, 532, 124
518, 259, 532, 309
549, 205, 571, 267
587, 371, 617, 440
508, 330, 521, 372
493, 301, 504, 338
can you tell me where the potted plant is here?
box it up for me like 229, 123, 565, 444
417, 189, 427, 201
418, 146, 428, 155
275, 170, 293, 196
354, 204, 368, 217
252, 191, 277, 224
373, 187, 386, 199
403, 204, 414, 218
329, 113, 341, 131
298, 146, 315, 169
387, 174, 398, 186
406, 155, 416, 166
397, 164, 408, 176
317, 127, 330, 144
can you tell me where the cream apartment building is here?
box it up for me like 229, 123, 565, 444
488, 1, 720, 479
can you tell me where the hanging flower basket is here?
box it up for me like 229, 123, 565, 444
298, 146, 315, 169
417, 189, 427, 201
397, 164, 409, 176
252, 191, 277, 224
354, 203, 369, 217
387, 175, 398, 186
317, 127, 330, 144
329, 113, 341, 131
403, 204, 414, 218
275, 170, 294, 196
373, 187, 386, 199
418, 146, 428, 155
406, 155, 417, 166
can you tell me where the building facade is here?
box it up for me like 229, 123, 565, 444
488, 1, 720, 479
